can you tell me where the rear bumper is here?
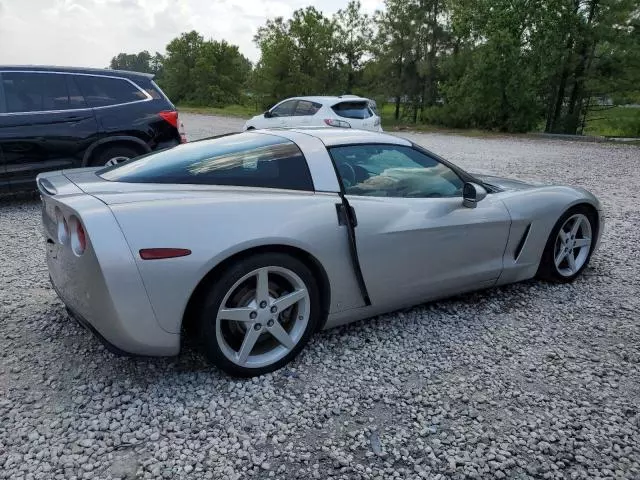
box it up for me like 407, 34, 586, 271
53, 277, 132, 357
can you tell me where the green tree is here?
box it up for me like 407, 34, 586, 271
160, 31, 205, 103
374, 0, 417, 120
333, 1, 373, 93
192, 40, 252, 106
109, 50, 153, 73
253, 7, 337, 107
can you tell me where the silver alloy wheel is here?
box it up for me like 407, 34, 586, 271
215, 266, 310, 369
554, 213, 592, 277
105, 156, 130, 167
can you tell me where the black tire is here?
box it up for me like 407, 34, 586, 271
536, 205, 597, 283
198, 252, 321, 377
90, 144, 141, 167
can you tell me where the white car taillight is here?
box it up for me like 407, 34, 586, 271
324, 118, 351, 128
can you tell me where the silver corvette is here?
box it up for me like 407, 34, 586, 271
38, 128, 604, 377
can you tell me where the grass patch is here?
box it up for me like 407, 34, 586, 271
583, 106, 640, 137
176, 104, 260, 118
378, 103, 503, 138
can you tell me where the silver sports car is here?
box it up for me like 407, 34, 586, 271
38, 128, 604, 377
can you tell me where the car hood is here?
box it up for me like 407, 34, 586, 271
472, 173, 547, 191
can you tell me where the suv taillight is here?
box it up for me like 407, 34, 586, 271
159, 110, 187, 143
159, 110, 178, 127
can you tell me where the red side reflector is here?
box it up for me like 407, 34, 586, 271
139, 248, 191, 260
158, 110, 179, 128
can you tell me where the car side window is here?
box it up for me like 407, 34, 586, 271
271, 100, 297, 117
99, 132, 315, 191
329, 144, 464, 198
2, 72, 79, 113
294, 100, 321, 116
74, 75, 147, 108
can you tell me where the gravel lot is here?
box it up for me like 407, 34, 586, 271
1, 114, 639, 480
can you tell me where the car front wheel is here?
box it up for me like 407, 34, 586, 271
198, 253, 320, 377
537, 206, 597, 283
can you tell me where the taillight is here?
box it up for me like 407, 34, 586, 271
69, 215, 87, 256
324, 118, 351, 128
159, 110, 178, 128
54, 209, 88, 255
76, 222, 86, 253
56, 208, 69, 245
159, 110, 187, 143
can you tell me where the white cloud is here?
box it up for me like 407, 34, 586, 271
0, 0, 384, 68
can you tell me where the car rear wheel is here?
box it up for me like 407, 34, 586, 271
91, 145, 141, 167
537, 206, 597, 283
198, 253, 320, 377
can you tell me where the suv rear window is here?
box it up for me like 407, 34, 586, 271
73, 75, 148, 108
99, 132, 314, 191
331, 101, 373, 119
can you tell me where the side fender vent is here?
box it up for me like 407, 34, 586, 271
514, 224, 531, 261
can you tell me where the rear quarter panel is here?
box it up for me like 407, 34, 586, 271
39, 174, 178, 354
108, 190, 365, 334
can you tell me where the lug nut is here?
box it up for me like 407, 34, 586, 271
267, 319, 274, 327
270, 306, 277, 313
254, 323, 262, 331
259, 301, 267, 308
250, 311, 257, 319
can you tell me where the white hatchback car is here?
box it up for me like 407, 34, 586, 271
243, 96, 382, 132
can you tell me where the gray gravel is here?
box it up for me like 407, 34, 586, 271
1, 114, 639, 479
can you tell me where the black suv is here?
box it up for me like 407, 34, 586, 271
0, 65, 185, 192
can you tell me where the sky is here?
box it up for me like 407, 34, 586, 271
0, 0, 384, 68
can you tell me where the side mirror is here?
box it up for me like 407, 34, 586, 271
462, 182, 488, 208
264, 110, 273, 118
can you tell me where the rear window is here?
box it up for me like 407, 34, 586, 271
73, 75, 148, 108
98, 132, 314, 191
332, 101, 373, 119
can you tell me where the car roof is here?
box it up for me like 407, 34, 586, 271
0, 65, 154, 81
263, 127, 412, 147
288, 95, 372, 105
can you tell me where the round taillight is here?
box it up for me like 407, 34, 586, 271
69, 215, 87, 256
56, 208, 69, 245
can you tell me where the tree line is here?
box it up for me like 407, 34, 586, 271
110, 0, 640, 134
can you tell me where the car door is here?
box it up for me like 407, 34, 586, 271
329, 143, 512, 308
292, 100, 322, 126
265, 99, 298, 128
0, 71, 98, 191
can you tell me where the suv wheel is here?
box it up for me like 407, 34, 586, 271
92, 145, 141, 167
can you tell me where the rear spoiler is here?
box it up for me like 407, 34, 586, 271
36, 172, 84, 197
